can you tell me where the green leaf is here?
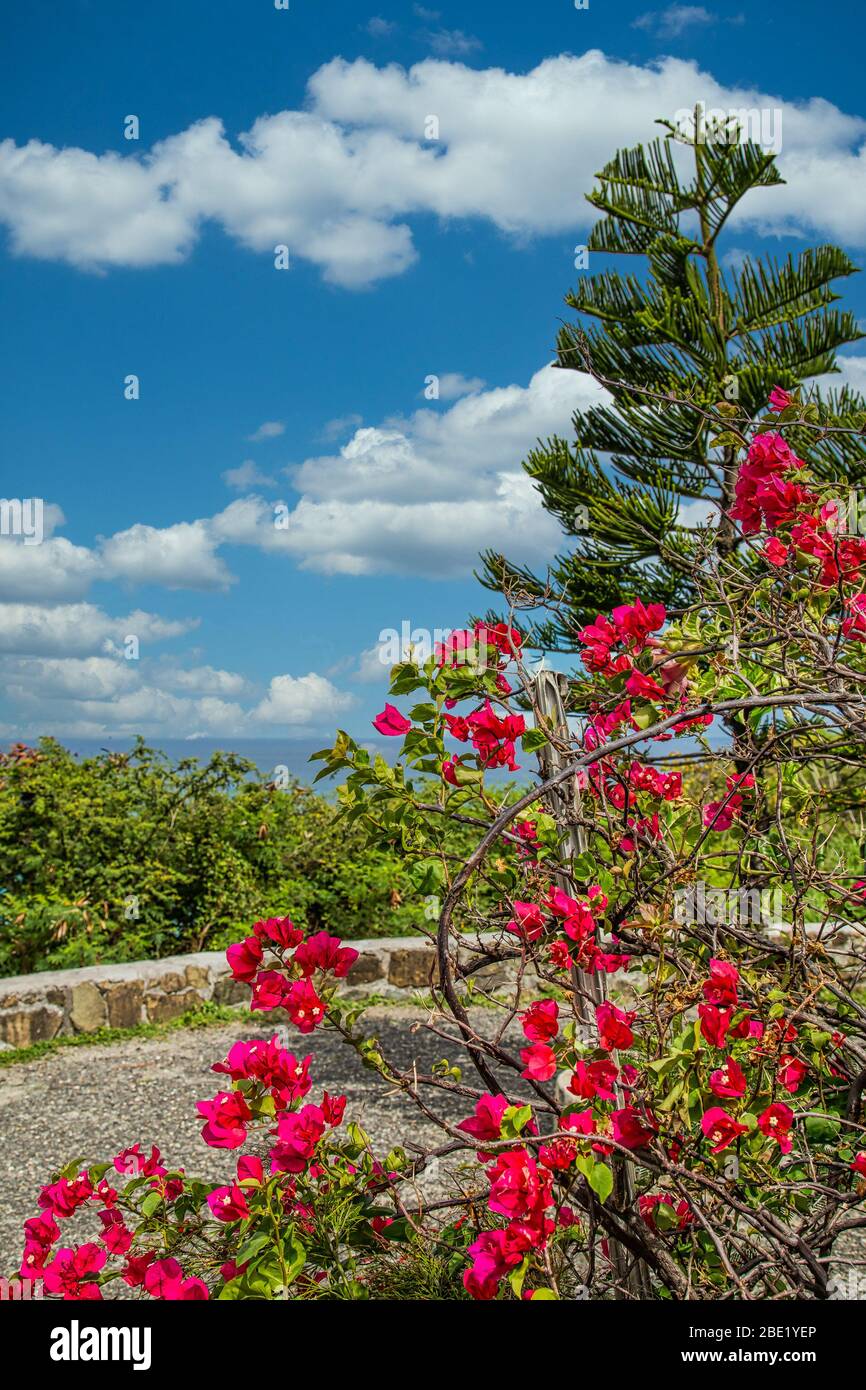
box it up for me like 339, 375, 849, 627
588, 1162, 614, 1204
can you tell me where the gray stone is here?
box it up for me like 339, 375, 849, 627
388, 947, 438, 989
0, 1004, 63, 1047
145, 987, 202, 1023
184, 964, 212, 990
101, 980, 144, 1030
348, 950, 386, 985
212, 977, 248, 1006
69, 982, 108, 1034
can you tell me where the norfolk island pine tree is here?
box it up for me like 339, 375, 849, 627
479, 109, 866, 650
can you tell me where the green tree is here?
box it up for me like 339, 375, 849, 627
481, 111, 866, 648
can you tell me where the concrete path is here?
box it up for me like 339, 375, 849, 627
0, 1007, 474, 1275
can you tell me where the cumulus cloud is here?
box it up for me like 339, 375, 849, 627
99, 520, 234, 590
162, 665, 249, 697
0, 644, 352, 737
250, 673, 356, 726
2, 54, 865, 286
0, 535, 100, 601
0, 602, 196, 656
1, 655, 138, 701
213, 363, 604, 577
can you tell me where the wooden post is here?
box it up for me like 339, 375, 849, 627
534, 669, 652, 1300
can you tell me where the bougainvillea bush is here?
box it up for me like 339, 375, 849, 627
16, 388, 866, 1300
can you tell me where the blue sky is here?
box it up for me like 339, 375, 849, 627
1, 0, 865, 744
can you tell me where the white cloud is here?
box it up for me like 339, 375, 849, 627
430, 372, 486, 400
2, 54, 866, 287
1, 655, 137, 701
423, 29, 482, 57
165, 664, 249, 696
252, 672, 356, 726
100, 520, 234, 590
356, 643, 391, 682
0, 602, 196, 656
214, 362, 603, 576
633, 6, 715, 37
825, 354, 866, 396
222, 459, 277, 490
246, 420, 285, 442
0, 644, 351, 737
0, 535, 100, 601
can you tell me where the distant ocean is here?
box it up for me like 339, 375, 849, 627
5, 736, 529, 787
5, 737, 384, 784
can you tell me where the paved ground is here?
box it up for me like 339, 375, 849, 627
0, 1006, 483, 1276
2, 1010, 861, 1298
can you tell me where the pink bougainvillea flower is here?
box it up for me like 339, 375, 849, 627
283, 978, 327, 1033
703, 959, 740, 1007
709, 1057, 748, 1099
702, 796, 743, 831
768, 386, 794, 412
611, 1106, 656, 1150
762, 536, 790, 567
148, 1259, 194, 1299
249, 969, 292, 1012
236, 1155, 264, 1186
519, 999, 559, 1042
625, 669, 667, 703
441, 756, 462, 785
568, 1059, 618, 1102
444, 713, 471, 741
97, 1208, 133, 1255
595, 1001, 635, 1051
118, 1251, 156, 1288
207, 1184, 250, 1223
758, 1102, 794, 1154
463, 1227, 527, 1300
701, 1107, 750, 1154
321, 1092, 347, 1127
113, 1143, 165, 1178
486, 1149, 552, 1222
457, 1093, 510, 1150
777, 1054, 807, 1094
520, 1043, 557, 1082
506, 900, 547, 942
43, 1243, 106, 1300
372, 703, 412, 737
226, 935, 264, 982
252, 916, 304, 949
269, 1104, 327, 1174
197, 1090, 253, 1149
611, 599, 666, 651
639, 1194, 693, 1230
294, 930, 359, 979
38, 1173, 93, 1219
850, 1153, 866, 1177
841, 594, 866, 643
698, 1003, 733, 1049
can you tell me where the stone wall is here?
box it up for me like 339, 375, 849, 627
0, 936, 457, 1049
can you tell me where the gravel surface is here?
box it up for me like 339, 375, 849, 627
0, 1006, 489, 1277
3, 1010, 861, 1298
